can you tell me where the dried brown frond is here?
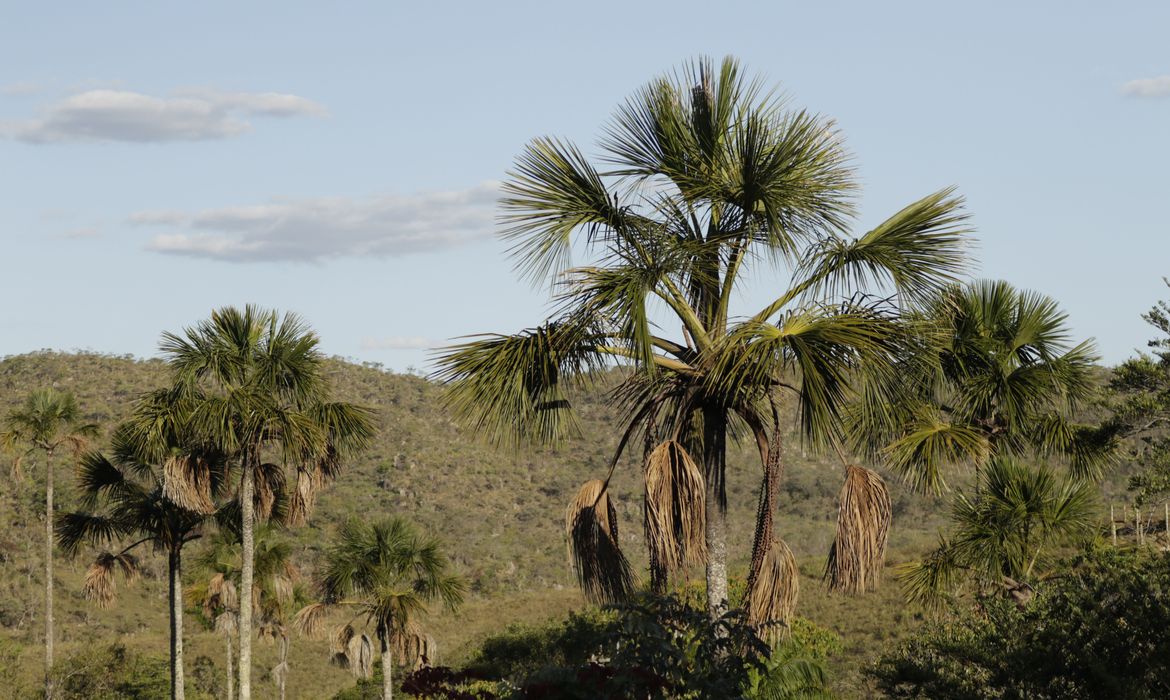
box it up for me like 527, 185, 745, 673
292, 602, 329, 638
825, 465, 891, 594
84, 555, 118, 607
11, 453, 23, 481
84, 552, 139, 607
643, 440, 707, 576
747, 538, 799, 644
254, 462, 284, 521
565, 479, 634, 605
163, 454, 217, 514
286, 467, 320, 527
331, 623, 356, 655
394, 622, 436, 670
270, 573, 294, 603
347, 633, 373, 679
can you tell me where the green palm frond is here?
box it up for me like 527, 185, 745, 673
434, 320, 606, 446
797, 188, 970, 305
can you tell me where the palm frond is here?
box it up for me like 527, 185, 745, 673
746, 538, 799, 643
825, 465, 891, 594
643, 440, 707, 575
565, 479, 634, 604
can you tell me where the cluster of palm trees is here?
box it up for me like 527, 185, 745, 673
4, 307, 466, 700
2, 55, 1114, 699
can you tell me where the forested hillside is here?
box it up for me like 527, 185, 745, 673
0, 351, 963, 697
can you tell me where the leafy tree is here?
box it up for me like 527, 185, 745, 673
57, 423, 227, 700
1108, 280, 1170, 503
190, 526, 304, 700
295, 517, 465, 700
870, 548, 1170, 699
435, 55, 971, 622
898, 457, 1097, 605
139, 305, 376, 700
1, 388, 97, 699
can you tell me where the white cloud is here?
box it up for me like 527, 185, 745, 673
360, 336, 434, 351
1121, 75, 1170, 99
135, 181, 500, 263
60, 227, 100, 239
1, 88, 325, 143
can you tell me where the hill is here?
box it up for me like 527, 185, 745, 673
1, 350, 965, 697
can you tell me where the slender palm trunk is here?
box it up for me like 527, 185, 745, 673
169, 547, 186, 700
44, 448, 55, 700
380, 631, 393, 700
701, 408, 729, 619
278, 635, 288, 700
238, 453, 256, 700
225, 633, 234, 700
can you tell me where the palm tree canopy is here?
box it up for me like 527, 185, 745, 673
313, 517, 464, 637
2, 387, 98, 463
899, 456, 1097, 605
857, 279, 1112, 492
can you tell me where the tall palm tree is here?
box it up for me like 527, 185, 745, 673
191, 526, 302, 700
56, 424, 227, 700
294, 517, 465, 700
899, 457, 1097, 605
139, 305, 376, 700
2, 388, 97, 699
434, 56, 971, 621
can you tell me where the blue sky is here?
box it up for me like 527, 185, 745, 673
1, 2, 1167, 371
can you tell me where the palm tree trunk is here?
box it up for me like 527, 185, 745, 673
169, 547, 186, 700
380, 631, 393, 700
238, 452, 256, 700
278, 635, 288, 700
225, 633, 234, 700
701, 408, 729, 619
44, 448, 55, 700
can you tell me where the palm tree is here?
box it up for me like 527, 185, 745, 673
191, 526, 303, 700
2, 388, 97, 699
56, 424, 227, 700
434, 56, 971, 622
858, 279, 1111, 493
899, 457, 1097, 605
294, 517, 465, 700
140, 305, 376, 700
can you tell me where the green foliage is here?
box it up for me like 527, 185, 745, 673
871, 548, 1170, 699
49, 643, 176, 699
899, 458, 1098, 605
1110, 281, 1170, 504
457, 594, 835, 699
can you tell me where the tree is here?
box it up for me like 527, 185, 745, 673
1107, 279, 1170, 504
871, 549, 1170, 699
191, 526, 303, 700
898, 457, 1098, 606
857, 279, 1110, 494
435, 55, 971, 621
144, 305, 376, 700
295, 517, 465, 700
1, 388, 97, 699
57, 424, 227, 700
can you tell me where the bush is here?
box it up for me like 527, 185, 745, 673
870, 548, 1170, 699
50, 643, 170, 699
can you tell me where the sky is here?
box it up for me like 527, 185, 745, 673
1, 1, 1167, 372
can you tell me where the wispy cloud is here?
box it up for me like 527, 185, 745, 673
1120, 75, 1170, 99
60, 227, 100, 239
360, 336, 434, 351
1, 88, 325, 143
1, 81, 42, 96
134, 181, 500, 263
